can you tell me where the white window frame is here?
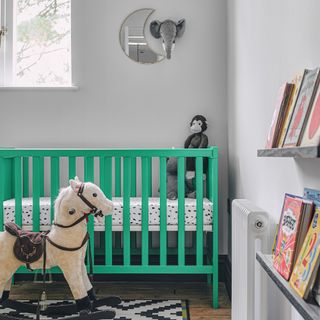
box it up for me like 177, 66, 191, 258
0, 0, 16, 86
0, 0, 75, 89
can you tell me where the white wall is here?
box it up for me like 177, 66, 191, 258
0, 0, 228, 253
228, 0, 320, 318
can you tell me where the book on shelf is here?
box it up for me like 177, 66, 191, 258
290, 201, 320, 299
283, 68, 320, 147
300, 80, 320, 146
304, 188, 320, 202
303, 188, 320, 305
277, 71, 306, 147
273, 194, 313, 280
265, 83, 294, 149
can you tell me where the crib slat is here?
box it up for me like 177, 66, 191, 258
141, 157, 149, 265
50, 157, 60, 222
115, 157, 121, 197
123, 157, 131, 265
23, 157, 29, 197
68, 156, 76, 180
159, 157, 167, 266
39, 157, 44, 197
84, 157, 94, 180
148, 158, 152, 196
32, 157, 40, 232
178, 157, 185, 266
14, 157, 22, 226
100, 156, 113, 265
0, 158, 4, 231
196, 157, 203, 266
84, 156, 95, 267
131, 157, 136, 197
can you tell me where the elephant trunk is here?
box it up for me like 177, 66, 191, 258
166, 49, 172, 60
163, 40, 174, 59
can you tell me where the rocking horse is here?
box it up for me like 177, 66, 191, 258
0, 177, 120, 320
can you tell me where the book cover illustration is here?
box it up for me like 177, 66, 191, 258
265, 83, 293, 148
278, 71, 306, 147
284, 68, 320, 147
273, 195, 304, 280
300, 82, 320, 146
304, 188, 320, 202
290, 203, 320, 299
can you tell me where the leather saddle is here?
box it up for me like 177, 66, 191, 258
5, 222, 46, 270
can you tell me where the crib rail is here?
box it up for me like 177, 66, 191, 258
0, 147, 219, 307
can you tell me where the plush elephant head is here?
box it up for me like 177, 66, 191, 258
150, 19, 186, 59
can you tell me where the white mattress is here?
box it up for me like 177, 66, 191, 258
3, 197, 213, 226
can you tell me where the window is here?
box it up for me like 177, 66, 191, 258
0, 0, 71, 87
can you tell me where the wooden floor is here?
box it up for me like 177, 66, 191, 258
10, 281, 231, 320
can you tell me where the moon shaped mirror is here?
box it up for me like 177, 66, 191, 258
119, 9, 164, 64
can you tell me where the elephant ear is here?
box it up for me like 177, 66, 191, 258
176, 19, 186, 37
150, 20, 162, 39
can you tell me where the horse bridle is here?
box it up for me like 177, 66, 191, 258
53, 183, 104, 229
47, 183, 106, 253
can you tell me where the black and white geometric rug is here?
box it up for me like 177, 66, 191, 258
0, 299, 189, 320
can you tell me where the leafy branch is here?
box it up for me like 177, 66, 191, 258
17, 47, 65, 77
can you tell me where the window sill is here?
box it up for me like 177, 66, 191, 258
0, 86, 79, 91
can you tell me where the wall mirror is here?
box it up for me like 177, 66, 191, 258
119, 9, 164, 64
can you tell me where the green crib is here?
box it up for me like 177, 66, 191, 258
0, 147, 219, 308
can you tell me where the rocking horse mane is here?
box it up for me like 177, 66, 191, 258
54, 186, 72, 218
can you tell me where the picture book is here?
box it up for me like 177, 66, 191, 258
304, 188, 320, 202
304, 188, 320, 305
273, 194, 305, 280
300, 82, 320, 146
265, 83, 294, 148
278, 71, 306, 147
283, 68, 320, 147
290, 202, 320, 299
295, 200, 314, 264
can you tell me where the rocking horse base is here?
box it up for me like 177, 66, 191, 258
0, 309, 116, 320
1, 297, 121, 319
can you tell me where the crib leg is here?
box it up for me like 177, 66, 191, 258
212, 245, 219, 308
212, 273, 219, 308
211, 232, 219, 308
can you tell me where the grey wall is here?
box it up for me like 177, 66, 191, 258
0, 0, 228, 253
228, 0, 320, 318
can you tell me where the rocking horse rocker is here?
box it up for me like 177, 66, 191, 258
0, 177, 120, 320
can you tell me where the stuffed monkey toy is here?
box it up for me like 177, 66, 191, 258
185, 115, 208, 197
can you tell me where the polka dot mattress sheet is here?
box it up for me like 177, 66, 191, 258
3, 197, 213, 226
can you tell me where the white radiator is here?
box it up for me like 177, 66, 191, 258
232, 199, 274, 320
